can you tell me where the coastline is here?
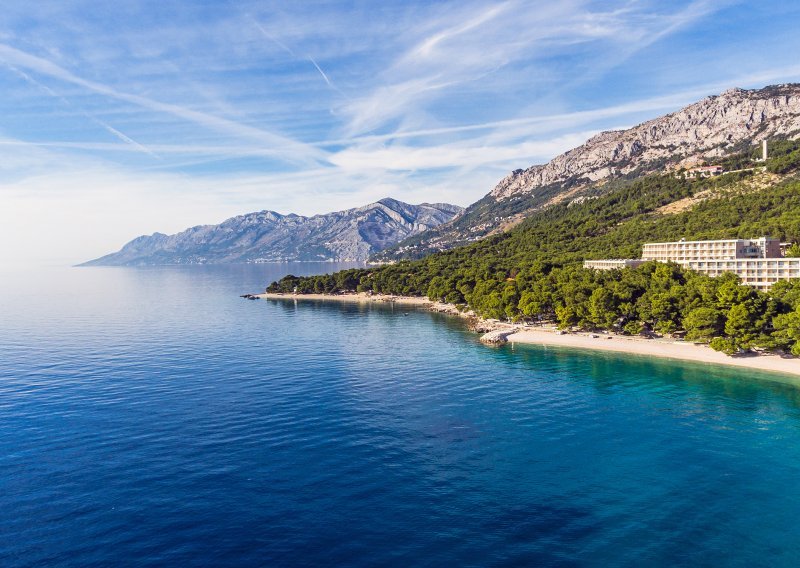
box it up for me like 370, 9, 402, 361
506, 329, 800, 379
254, 292, 800, 380
255, 291, 450, 309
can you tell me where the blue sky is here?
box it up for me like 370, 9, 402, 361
2, 0, 800, 264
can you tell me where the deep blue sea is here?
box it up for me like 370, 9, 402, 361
3, 264, 800, 566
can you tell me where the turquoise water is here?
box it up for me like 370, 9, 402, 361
2, 264, 800, 566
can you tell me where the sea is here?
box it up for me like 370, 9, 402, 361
2, 263, 800, 567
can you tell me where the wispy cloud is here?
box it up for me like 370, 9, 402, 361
1, 0, 799, 264
334, 0, 744, 143
329, 131, 600, 172
4, 63, 159, 158
337, 0, 660, 137
0, 42, 327, 165
313, 86, 729, 148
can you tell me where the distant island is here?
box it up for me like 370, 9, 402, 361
81, 198, 462, 266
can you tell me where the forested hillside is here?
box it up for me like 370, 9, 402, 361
268, 159, 800, 355
374, 84, 800, 261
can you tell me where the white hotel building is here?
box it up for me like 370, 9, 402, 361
584, 237, 800, 290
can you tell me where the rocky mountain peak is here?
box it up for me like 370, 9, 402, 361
374, 84, 800, 262
82, 198, 463, 266
490, 84, 800, 200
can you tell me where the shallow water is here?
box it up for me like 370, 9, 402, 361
2, 264, 800, 566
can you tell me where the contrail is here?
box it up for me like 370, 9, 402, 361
308, 56, 348, 97
250, 18, 297, 57
251, 16, 345, 96
92, 120, 160, 159
4, 63, 159, 158
0, 43, 327, 166
308, 56, 332, 87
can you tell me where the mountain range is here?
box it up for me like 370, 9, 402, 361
83, 198, 462, 266
374, 84, 800, 260
87, 84, 800, 267
267, 84, 800, 355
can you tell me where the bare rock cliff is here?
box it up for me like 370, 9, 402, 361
491, 84, 800, 200
373, 84, 800, 262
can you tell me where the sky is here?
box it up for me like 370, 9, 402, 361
2, 1, 800, 265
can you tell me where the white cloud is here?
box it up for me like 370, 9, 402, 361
0, 147, 493, 266
329, 131, 598, 172
0, 0, 797, 266
334, 0, 719, 138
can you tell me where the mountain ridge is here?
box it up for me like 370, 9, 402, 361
82, 198, 463, 266
374, 84, 800, 261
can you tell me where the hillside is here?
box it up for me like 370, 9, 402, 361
83, 198, 462, 266
271, 167, 800, 298
268, 157, 800, 355
375, 84, 800, 261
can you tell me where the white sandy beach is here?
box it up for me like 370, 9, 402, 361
506, 329, 800, 378
256, 292, 800, 379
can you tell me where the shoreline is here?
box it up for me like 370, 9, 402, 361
506, 329, 800, 379
255, 291, 457, 311
254, 292, 800, 380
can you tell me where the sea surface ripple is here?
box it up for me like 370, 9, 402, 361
2, 264, 800, 566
